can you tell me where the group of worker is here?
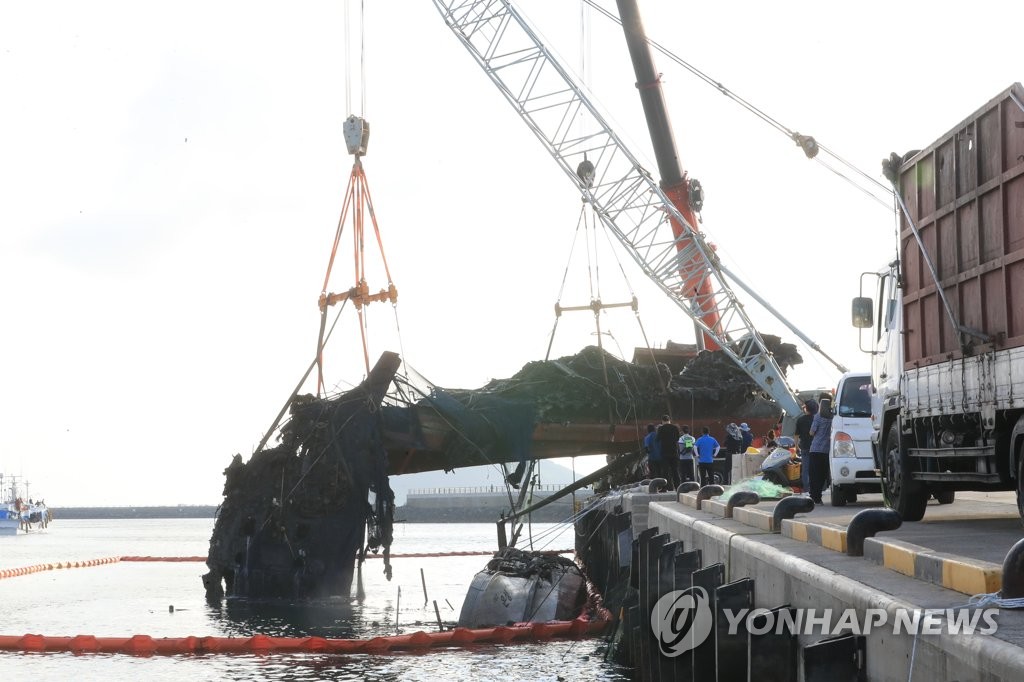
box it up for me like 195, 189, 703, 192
642, 415, 751, 489
641, 398, 836, 500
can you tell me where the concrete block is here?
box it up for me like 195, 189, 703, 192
702, 498, 728, 518
732, 505, 775, 531
678, 492, 699, 508
733, 453, 766, 480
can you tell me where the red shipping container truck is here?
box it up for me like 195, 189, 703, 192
854, 83, 1024, 521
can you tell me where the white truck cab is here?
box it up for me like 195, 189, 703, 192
829, 371, 880, 506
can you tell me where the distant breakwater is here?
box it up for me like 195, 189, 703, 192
52, 506, 218, 519
396, 485, 590, 523
395, 505, 575, 523
50, 505, 575, 523
54, 490, 587, 522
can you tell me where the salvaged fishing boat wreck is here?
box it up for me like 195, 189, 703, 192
202, 335, 801, 602
185, 0, 1024, 676
203, 0, 816, 626
203, 353, 402, 601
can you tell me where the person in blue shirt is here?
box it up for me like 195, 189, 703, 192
808, 398, 835, 504
694, 427, 721, 487
795, 400, 818, 493
642, 424, 660, 480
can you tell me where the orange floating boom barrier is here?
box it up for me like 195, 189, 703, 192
0, 617, 609, 656
0, 556, 124, 580
0, 550, 574, 580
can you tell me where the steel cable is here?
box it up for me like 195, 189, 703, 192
581, 0, 894, 208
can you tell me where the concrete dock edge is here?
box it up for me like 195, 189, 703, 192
863, 536, 1004, 595
640, 497, 1024, 681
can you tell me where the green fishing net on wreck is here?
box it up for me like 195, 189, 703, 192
389, 337, 801, 474
719, 477, 793, 501
447, 335, 802, 425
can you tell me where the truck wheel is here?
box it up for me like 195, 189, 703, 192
882, 423, 927, 521
1017, 456, 1024, 523
935, 491, 955, 505
830, 484, 847, 507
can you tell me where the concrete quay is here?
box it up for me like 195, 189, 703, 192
594, 488, 1024, 681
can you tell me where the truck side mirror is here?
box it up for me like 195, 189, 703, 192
852, 297, 874, 328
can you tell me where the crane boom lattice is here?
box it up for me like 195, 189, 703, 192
432, 0, 801, 417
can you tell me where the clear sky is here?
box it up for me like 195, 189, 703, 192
2, 0, 1021, 506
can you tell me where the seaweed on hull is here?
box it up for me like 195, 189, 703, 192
203, 352, 400, 602
462, 334, 801, 424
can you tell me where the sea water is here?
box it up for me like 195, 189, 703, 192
0, 519, 629, 681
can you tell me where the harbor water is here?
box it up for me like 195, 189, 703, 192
0, 519, 629, 681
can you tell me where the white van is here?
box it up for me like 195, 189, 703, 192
829, 372, 880, 506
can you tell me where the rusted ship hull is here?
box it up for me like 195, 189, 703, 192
384, 409, 781, 475
203, 353, 400, 602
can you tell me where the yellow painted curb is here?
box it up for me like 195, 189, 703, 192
786, 520, 808, 542
941, 557, 1002, 595
881, 543, 917, 578
820, 526, 848, 553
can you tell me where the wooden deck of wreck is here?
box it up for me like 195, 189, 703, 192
384, 406, 781, 475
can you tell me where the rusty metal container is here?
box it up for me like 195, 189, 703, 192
896, 83, 1024, 368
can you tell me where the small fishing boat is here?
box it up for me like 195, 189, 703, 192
1, 474, 52, 535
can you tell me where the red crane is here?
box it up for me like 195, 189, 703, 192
433, 0, 804, 420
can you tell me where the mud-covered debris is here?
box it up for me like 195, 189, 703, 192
203, 353, 399, 601
447, 336, 801, 425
